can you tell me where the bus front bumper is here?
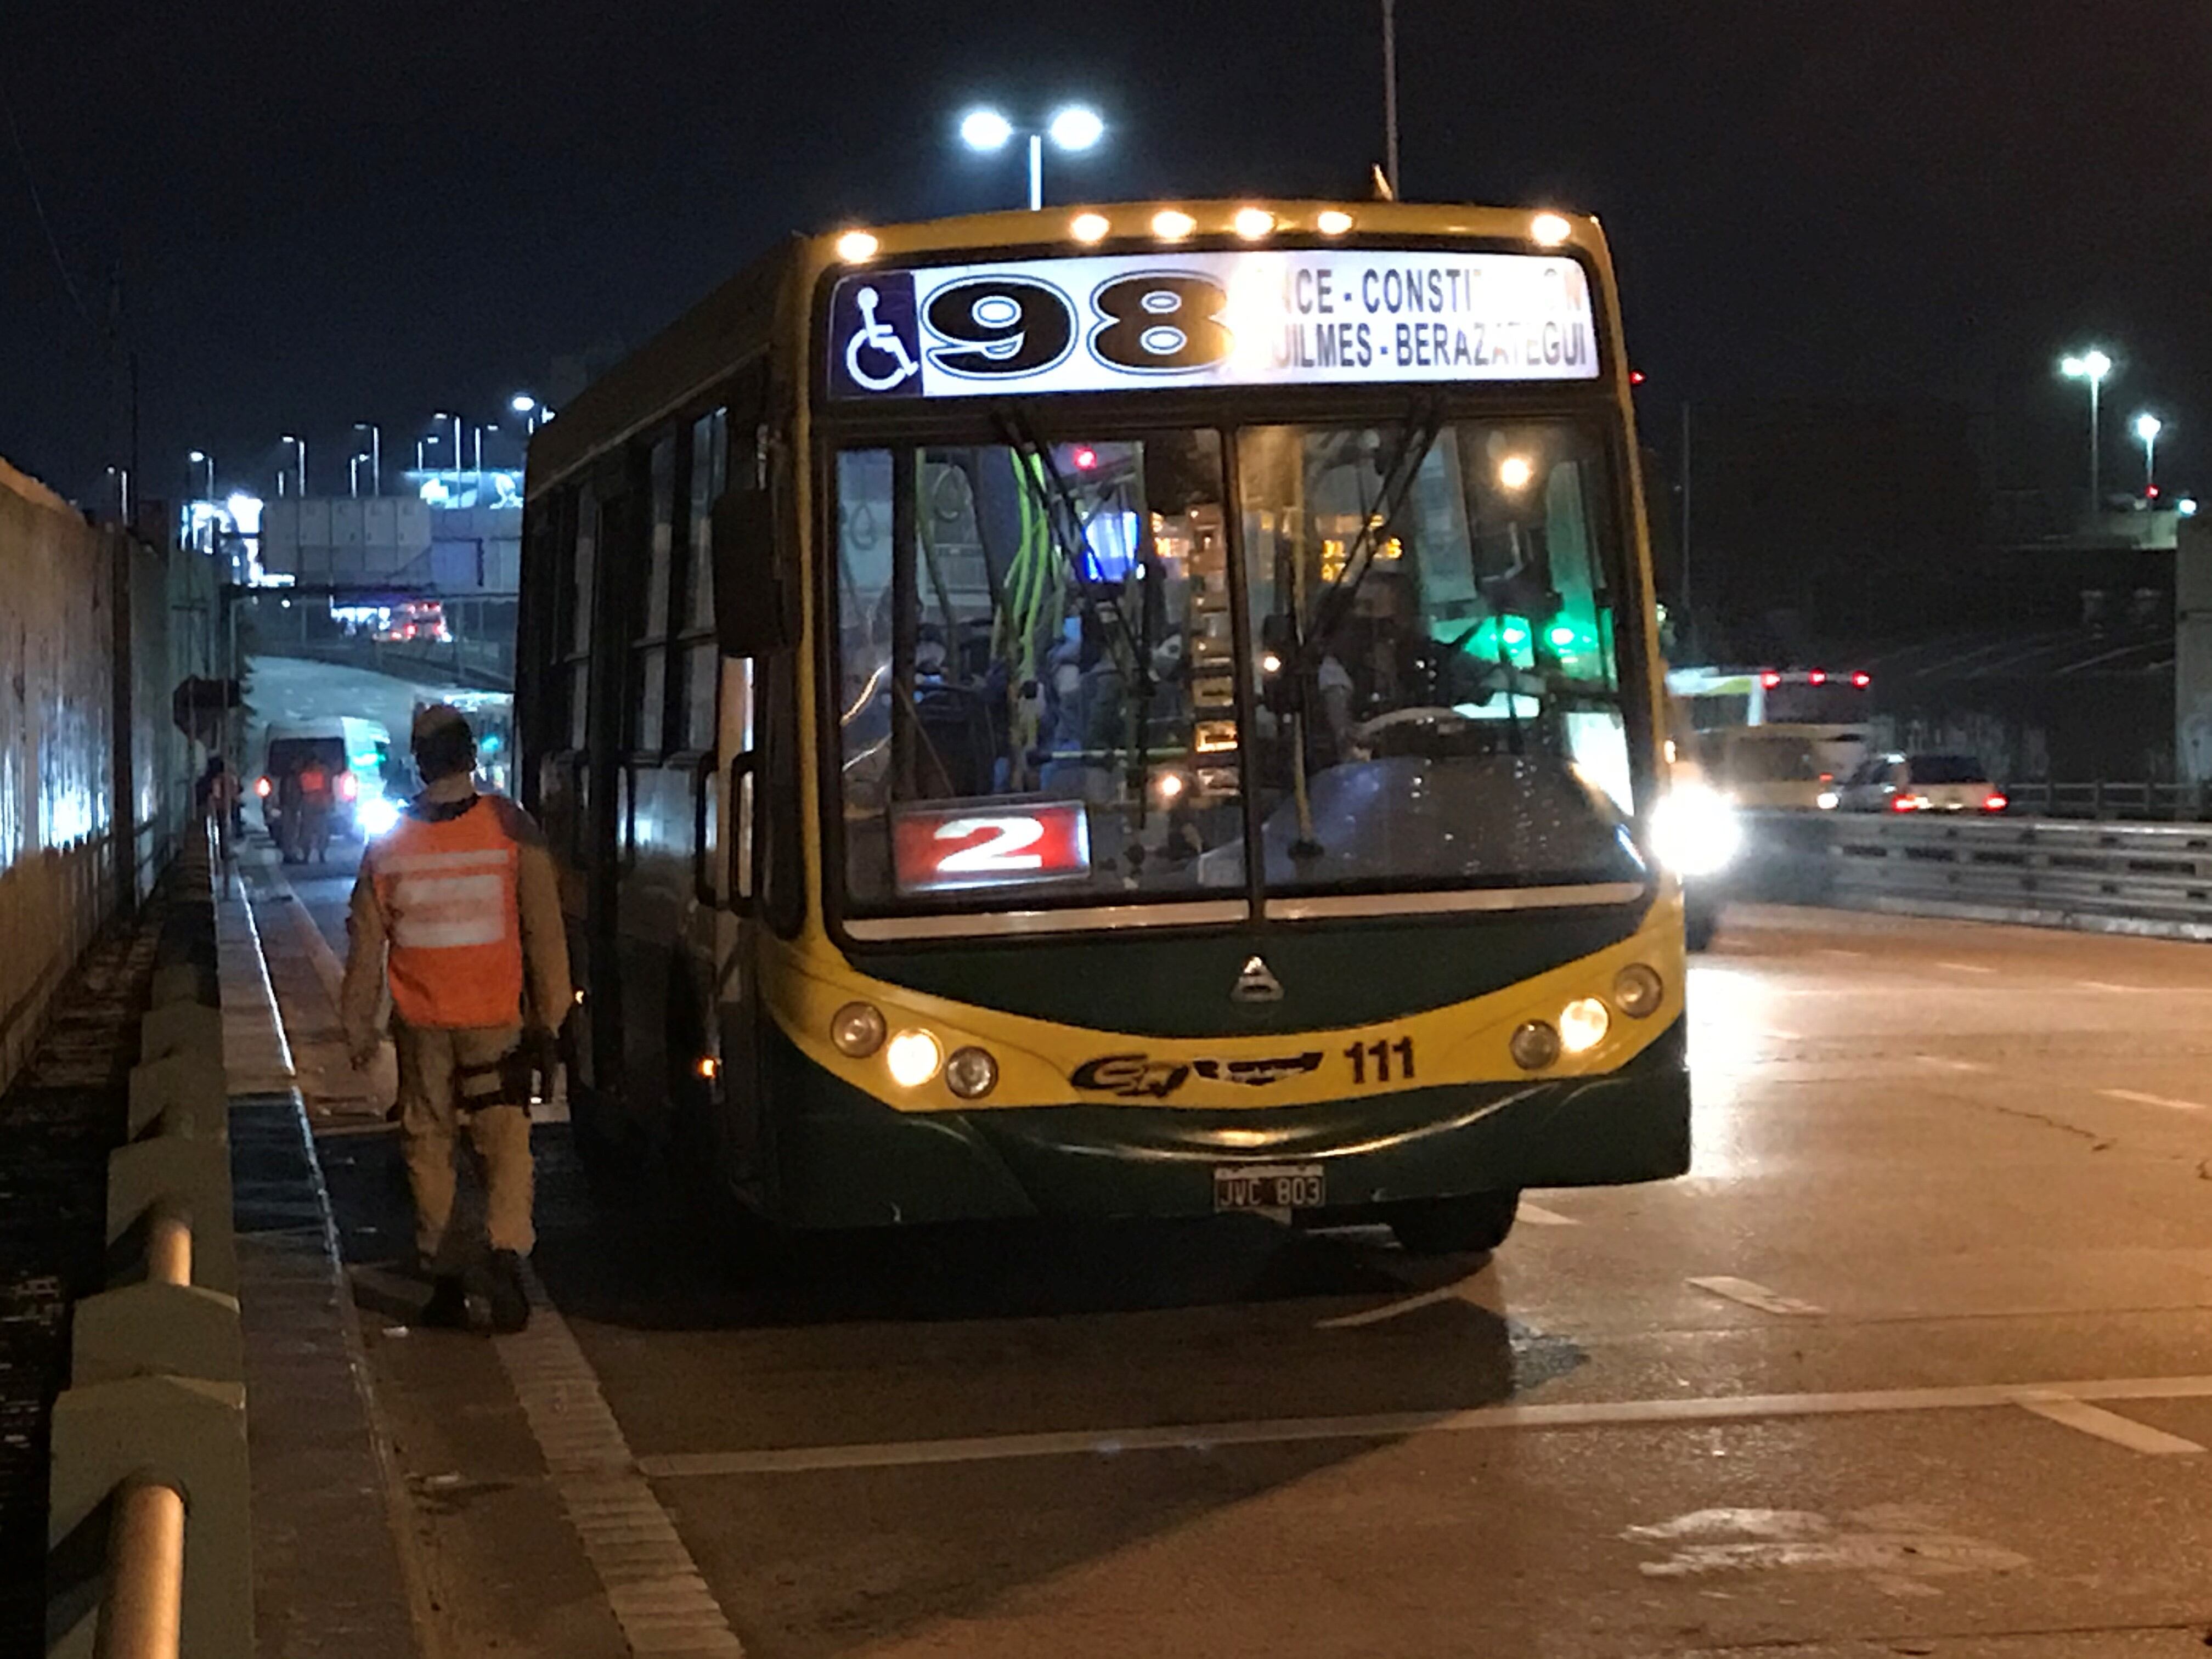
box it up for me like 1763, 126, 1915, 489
760, 1020, 1689, 1228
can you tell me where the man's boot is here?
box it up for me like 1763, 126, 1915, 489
487, 1249, 531, 1334
419, 1275, 469, 1329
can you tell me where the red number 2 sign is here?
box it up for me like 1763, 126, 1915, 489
891, 802, 1092, 894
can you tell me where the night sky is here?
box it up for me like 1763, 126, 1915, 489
5, 2, 2207, 510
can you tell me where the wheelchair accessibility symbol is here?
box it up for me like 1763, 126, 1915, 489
845, 286, 918, 391
827, 272, 926, 399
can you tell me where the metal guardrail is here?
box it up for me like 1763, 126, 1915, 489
1998, 781, 2212, 823
1741, 810, 2212, 940
46, 826, 250, 1659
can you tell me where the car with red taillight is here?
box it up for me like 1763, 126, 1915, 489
1834, 752, 2005, 815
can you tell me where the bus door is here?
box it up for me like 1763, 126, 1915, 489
577, 471, 641, 1108
608, 415, 732, 1142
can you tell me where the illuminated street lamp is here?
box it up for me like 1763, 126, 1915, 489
958, 104, 1105, 211
2059, 348, 2113, 514
187, 450, 213, 499
2134, 412, 2163, 498
280, 433, 307, 498
510, 393, 545, 435
352, 422, 381, 496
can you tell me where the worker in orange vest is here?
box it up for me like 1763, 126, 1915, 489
341, 703, 571, 1332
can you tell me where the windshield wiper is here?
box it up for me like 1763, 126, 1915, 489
1296, 392, 1446, 661
1276, 394, 1446, 860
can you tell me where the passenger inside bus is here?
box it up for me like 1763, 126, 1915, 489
832, 415, 1646, 910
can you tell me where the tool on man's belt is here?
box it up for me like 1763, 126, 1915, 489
455, 1031, 558, 1114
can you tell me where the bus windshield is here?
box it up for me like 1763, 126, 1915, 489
831, 415, 1644, 919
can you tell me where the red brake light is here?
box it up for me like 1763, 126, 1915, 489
1852, 672, 1871, 688
337, 773, 359, 801
1983, 793, 2007, 812
1759, 672, 1781, 689
1889, 795, 1919, 812
254, 776, 272, 798
1629, 369, 1646, 385
1071, 445, 1098, 471
1808, 669, 1827, 685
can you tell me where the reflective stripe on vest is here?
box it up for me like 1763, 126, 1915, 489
372, 803, 524, 1029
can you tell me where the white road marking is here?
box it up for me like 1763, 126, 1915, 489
637, 1372, 2212, 1478
1817, 949, 1866, 960
1916, 1056, 1991, 1074
1519, 1202, 1578, 1226
2012, 1391, 2207, 1455
1937, 961, 1996, 974
1757, 1029, 1804, 1042
494, 1269, 746, 1655
2097, 1088, 2206, 1112
1687, 1276, 1826, 1316
2079, 981, 2137, 992
1316, 1278, 1481, 1329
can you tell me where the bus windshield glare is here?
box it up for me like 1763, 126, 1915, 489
832, 414, 1643, 917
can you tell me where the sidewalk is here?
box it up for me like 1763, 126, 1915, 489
219, 857, 424, 1658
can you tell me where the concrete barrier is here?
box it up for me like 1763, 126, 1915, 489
46, 843, 251, 1659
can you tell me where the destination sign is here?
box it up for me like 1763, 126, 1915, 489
826, 249, 1600, 400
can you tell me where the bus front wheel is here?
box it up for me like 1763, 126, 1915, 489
1386, 1190, 1520, 1255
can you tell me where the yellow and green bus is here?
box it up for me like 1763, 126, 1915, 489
520, 198, 1688, 1252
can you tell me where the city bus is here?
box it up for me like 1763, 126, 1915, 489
518, 199, 1689, 1254
1665, 665, 1873, 808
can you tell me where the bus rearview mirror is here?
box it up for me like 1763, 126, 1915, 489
710, 489, 788, 655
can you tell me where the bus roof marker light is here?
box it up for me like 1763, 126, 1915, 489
1808, 669, 1827, 684
1315, 209, 1354, 236
1069, 211, 1110, 243
1852, 672, 1871, 687
1530, 211, 1573, 246
1152, 208, 1196, 241
945, 1047, 998, 1100
885, 1029, 944, 1089
1233, 206, 1276, 240
1759, 672, 1781, 689
834, 229, 879, 263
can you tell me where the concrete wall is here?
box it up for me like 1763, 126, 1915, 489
0, 458, 211, 1093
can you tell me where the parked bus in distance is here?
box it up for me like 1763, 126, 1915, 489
519, 199, 1692, 1255
1665, 666, 1873, 808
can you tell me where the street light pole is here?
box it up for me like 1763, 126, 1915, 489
281, 434, 307, 498
1382, 0, 1401, 198
2059, 349, 2113, 520
2135, 413, 2162, 497
353, 422, 381, 496
188, 450, 213, 499
960, 105, 1104, 211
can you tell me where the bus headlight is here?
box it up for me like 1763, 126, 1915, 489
358, 797, 400, 838
831, 1002, 887, 1058
1509, 1021, 1561, 1071
1559, 996, 1611, 1053
884, 1029, 943, 1089
1816, 789, 1840, 811
1650, 783, 1742, 877
1613, 964, 1664, 1019
945, 1046, 998, 1099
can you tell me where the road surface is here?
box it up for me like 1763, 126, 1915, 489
246, 840, 2212, 1657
